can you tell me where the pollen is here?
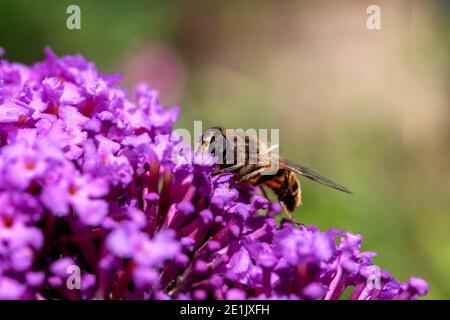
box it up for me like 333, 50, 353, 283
2, 216, 14, 228
68, 184, 78, 195
17, 115, 29, 125
24, 161, 36, 170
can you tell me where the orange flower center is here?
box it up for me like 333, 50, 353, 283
68, 185, 78, 195
25, 161, 36, 170
2, 217, 14, 228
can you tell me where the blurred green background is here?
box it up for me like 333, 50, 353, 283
1, 0, 449, 299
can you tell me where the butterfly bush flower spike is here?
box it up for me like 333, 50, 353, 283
0, 48, 428, 300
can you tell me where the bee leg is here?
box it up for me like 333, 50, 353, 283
260, 185, 272, 200
237, 167, 268, 184
211, 164, 245, 176
279, 202, 294, 221
261, 181, 300, 225
279, 203, 301, 225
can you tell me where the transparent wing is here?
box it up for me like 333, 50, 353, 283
280, 159, 352, 194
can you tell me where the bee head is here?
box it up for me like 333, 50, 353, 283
200, 127, 228, 162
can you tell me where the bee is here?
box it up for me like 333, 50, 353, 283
199, 127, 351, 216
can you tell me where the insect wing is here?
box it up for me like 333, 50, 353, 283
280, 159, 352, 194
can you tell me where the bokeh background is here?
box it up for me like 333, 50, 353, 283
1, 0, 449, 299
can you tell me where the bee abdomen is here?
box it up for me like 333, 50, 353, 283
280, 172, 301, 212
264, 169, 302, 212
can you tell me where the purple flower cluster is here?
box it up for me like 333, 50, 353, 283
0, 48, 427, 300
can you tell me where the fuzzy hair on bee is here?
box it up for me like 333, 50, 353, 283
199, 127, 351, 215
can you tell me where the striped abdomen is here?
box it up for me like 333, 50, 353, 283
263, 169, 302, 212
